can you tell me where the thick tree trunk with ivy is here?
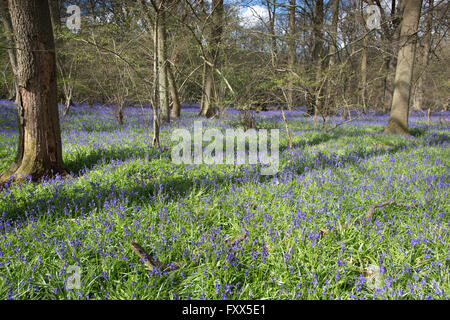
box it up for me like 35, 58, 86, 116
385, 0, 422, 135
0, 0, 67, 184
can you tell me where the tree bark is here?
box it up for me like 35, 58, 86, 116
201, 64, 215, 117
415, 0, 433, 111
48, 0, 60, 29
157, 4, 170, 123
168, 63, 181, 118
361, 33, 368, 112
152, 10, 160, 147
265, 0, 277, 68
1, 0, 67, 184
309, 0, 324, 117
324, 0, 339, 114
200, 0, 223, 118
286, 0, 296, 110
381, 0, 404, 112
385, 0, 423, 135
0, 3, 19, 104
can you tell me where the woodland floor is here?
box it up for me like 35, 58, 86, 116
0, 101, 448, 299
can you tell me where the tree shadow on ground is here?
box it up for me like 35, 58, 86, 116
0, 139, 411, 225
279, 128, 363, 152
64, 145, 170, 177
409, 127, 427, 137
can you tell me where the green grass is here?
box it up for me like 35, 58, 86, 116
0, 107, 448, 300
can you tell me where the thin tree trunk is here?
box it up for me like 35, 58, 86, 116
382, 0, 404, 112
385, 0, 423, 135
325, 0, 339, 114
48, 0, 60, 29
0, 3, 19, 104
265, 0, 277, 68
310, 0, 324, 117
286, 0, 296, 110
152, 13, 160, 147
361, 34, 368, 111
168, 63, 181, 118
200, 0, 223, 118
1, 0, 67, 184
0, 4, 23, 173
201, 65, 215, 117
416, 0, 433, 111
157, 5, 170, 123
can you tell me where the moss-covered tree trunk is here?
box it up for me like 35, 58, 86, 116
0, 0, 67, 184
385, 0, 423, 135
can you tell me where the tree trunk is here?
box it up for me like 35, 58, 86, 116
415, 0, 433, 111
152, 10, 160, 147
157, 5, 170, 123
265, 0, 277, 68
48, 0, 60, 29
310, 0, 324, 117
200, 65, 215, 117
115, 104, 124, 126
381, 0, 404, 112
385, 0, 423, 135
1, 0, 67, 184
168, 62, 181, 118
325, 0, 339, 114
286, 0, 296, 110
0, 3, 19, 105
200, 0, 223, 118
361, 34, 368, 111
0, 3, 23, 174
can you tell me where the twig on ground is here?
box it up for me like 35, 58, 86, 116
365, 201, 394, 220
228, 231, 248, 248
325, 116, 361, 133
131, 241, 183, 272
130, 241, 157, 270
338, 200, 419, 231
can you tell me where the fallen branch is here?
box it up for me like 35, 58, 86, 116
365, 201, 418, 221
130, 241, 157, 270
338, 201, 419, 230
228, 231, 248, 248
325, 116, 361, 133
130, 241, 182, 272
365, 201, 394, 221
